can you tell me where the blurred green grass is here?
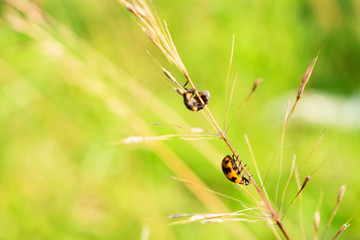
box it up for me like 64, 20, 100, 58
0, 0, 359, 239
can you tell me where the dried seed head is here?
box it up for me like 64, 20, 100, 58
291, 175, 312, 204
332, 223, 350, 239
339, 223, 350, 232
301, 175, 311, 189
297, 56, 318, 98
162, 68, 183, 89
337, 184, 346, 203
202, 219, 223, 223
123, 136, 144, 144
190, 127, 205, 133
131, 3, 146, 17
142, 27, 156, 43
168, 214, 191, 219
252, 78, 263, 91
314, 211, 320, 232
122, 1, 140, 17
163, 68, 175, 81
119, 135, 177, 144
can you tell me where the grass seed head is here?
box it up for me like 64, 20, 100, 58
337, 184, 346, 203
301, 175, 311, 190
314, 211, 320, 232
297, 56, 318, 98
332, 223, 350, 240
252, 78, 263, 91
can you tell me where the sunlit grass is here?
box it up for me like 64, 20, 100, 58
1, 0, 359, 239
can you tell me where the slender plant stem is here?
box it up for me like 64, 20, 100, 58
201, 105, 291, 239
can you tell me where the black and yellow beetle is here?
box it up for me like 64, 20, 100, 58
183, 88, 210, 111
221, 155, 250, 185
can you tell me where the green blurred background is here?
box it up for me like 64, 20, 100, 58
1, 0, 359, 239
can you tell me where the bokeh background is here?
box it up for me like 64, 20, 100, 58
1, 0, 359, 239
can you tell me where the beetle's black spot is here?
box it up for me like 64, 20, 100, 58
230, 177, 238, 182
222, 166, 231, 174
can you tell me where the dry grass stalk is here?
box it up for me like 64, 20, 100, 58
152, 123, 210, 133
321, 184, 347, 239
282, 168, 310, 219
167, 175, 258, 209
279, 154, 296, 216
168, 210, 268, 225
281, 129, 327, 216
224, 73, 238, 131
113, 133, 221, 144
244, 135, 271, 204
119, 0, 188, 79
284, 158, 326, 219
166, 177, 270, 226
287, 55, 319, 123
223, 35, 235, 130
294, 168, 307, 239
114, 124, 220, 144
275, 101, 290, 208
298, 128, 327, 176
261, 152, 277, 191
225, 78, 263, 133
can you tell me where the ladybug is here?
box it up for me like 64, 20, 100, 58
221, 155, 250, 185
183, 88, 210, 111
